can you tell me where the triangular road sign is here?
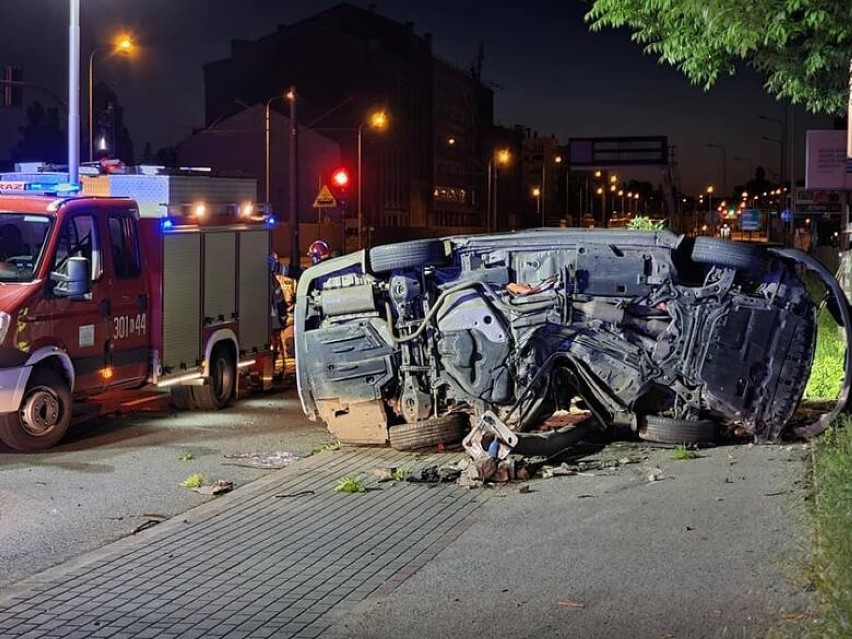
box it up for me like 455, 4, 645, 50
313, 184, 338, 208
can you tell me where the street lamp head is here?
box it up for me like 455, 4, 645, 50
285, 89, 296, 101
532, 187, 541, 197
369, 110, 388, 130
609, 175, 617, 184
115, 34, 134, 54
594, 170, 601, 178
706, 185, 714, 194
495, 148, 510, 166
554, 155, 562, 164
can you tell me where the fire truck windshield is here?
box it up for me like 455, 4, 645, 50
0, 212, 52, 283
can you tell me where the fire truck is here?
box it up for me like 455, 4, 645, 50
0, 164, 275, 451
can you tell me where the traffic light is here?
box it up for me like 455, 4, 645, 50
329, 167, 350, 209
331, 167, 350, 190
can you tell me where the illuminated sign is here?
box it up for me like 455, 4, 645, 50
568, 136, 668, 167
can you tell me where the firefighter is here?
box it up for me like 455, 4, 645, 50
268, 252, 286, 370
307, 239, 331, 264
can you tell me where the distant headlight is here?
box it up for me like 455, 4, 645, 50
0, 312, 10, 343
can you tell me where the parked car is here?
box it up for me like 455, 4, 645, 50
294, 229, 850, 451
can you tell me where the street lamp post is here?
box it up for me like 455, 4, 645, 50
532, 186, 542, 223
88, 35, 133, 163
264, 93, 288, 204
706, 143, 727, 197
358, 110, 388, 250
288, 86, 299, 272
487, 149, 510, 232
761, 136, 784, 186
759, 114, 786, 187
733, 156, 753, 185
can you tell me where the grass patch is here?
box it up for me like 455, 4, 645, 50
180, 473, 205, 488
334, 476, 367, 493
804, 305, 845, 401
672, 444, 697, 460
390, 467, 408, 482
178, 452, 194, 461
803, 416, 852, 638
310, 440, 340, 455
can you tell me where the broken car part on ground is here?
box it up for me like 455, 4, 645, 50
293, 230, 851, 454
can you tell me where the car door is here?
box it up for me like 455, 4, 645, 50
32, 209, 109, 395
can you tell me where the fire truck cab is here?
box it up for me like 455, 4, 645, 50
0, 165, 274, 451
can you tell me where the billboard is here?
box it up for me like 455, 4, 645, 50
805, 129, 852, 190
568, 136, 668, 167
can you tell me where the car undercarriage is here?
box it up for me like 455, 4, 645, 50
294, 230, 851, 452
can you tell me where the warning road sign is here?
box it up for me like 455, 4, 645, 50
312, 184, 337, 208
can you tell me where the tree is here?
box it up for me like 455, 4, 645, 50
91, 82, 134, 164
9, 100, 65, 165
585, 0, 852, 115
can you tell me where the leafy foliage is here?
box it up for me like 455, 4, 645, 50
626, 215, 665, 230
334, 476, 367, 493
585, 0, 852, 115
180, 473, 205, 488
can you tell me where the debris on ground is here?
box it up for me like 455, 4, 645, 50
222, 451, 301, 469
130, 513, 167, 535
193, 480, 234, 495
406, 462, 465, 484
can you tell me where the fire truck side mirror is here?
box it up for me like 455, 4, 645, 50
50, 256, 91, 300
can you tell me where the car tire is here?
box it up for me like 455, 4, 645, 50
170, 386, 197, 411
638, 415, 719, 445
691, 237, 763, 270
191, 347, 236, 410
0, 368, 73, 451
369, 239, 448, 273
388, 414, 467, 451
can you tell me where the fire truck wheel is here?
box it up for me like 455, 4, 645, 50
192, 348, 236, 410
170, 386, 197, 411
0, 368, 72, 451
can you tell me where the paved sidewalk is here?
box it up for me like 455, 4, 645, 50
0, 448, 485, 639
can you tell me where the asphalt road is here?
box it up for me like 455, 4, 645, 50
0, 386, 333, 588
0, 391, 816, 638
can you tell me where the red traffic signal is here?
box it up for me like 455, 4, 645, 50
331, 168, 350, 189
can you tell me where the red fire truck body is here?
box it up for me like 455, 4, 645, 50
0, 167, 274, 451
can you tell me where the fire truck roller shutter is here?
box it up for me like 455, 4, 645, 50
238, 229, 271, 354
204, 231, 237, 324
162, 234, 202, 372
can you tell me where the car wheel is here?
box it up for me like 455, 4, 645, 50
170, 386, 197, 411
691, 237, 763, 270
369, 239, 448, 273
0, 368, 73, 451
192, 347, 236, 410
638, 415, 719, 445
388, 414, 468, 451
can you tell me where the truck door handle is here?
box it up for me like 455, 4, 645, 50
99, 299, 111, 316
137, 294, 148, 312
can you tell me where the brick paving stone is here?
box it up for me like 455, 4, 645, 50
0, 450, 486, 639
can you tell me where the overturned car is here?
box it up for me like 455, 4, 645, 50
294, 229, 850, 450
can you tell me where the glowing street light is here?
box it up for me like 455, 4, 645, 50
88, 33, 134, 162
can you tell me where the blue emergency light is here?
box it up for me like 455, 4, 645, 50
0, 178, 81, 196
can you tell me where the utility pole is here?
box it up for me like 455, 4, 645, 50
68, 0, 80, 184
289, 86, 299, 273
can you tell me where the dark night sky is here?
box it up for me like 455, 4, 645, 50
0, 0, 835, 195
